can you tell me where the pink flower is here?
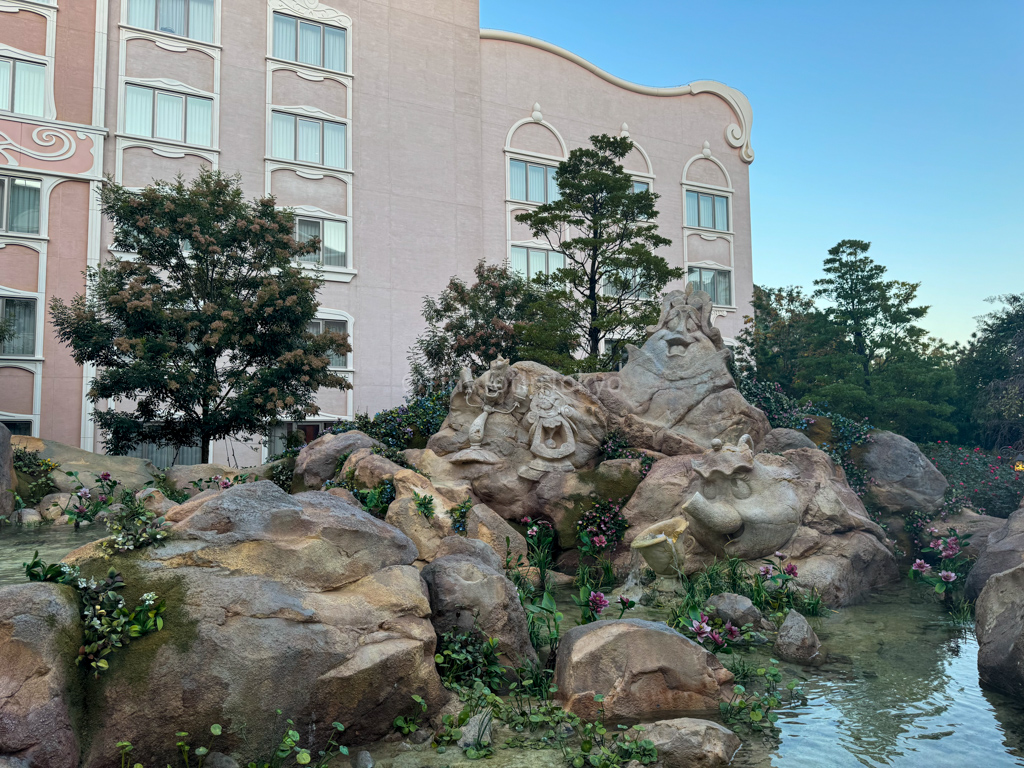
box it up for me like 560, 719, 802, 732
940, 542, 961, 559
724, 622, 740, 640
588, 591, 609, 615
98, 494, 108, 503
912, 559, 932, 572
99, 471, 112, 481
521, 517, 532, 525
710, 630, 725, 646
527, 526, 538, 538
940, 571, 957, 583
75, 505, 87, 515
929, 539, 942, 550
592, 534, 608, 549
784, 563, 798, 578
774, 551, 785, 558
78, 487, 91, 500
618, 594, 632, 607
219, 479, 233, 489
759, 565, 774, 578
691, 620, 711, 641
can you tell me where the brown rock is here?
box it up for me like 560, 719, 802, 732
554, 619, 733, 721
642, 717, 741, 768
855, 430, 948, 514
11, 436, 157, 494
36, 493, 72, 520
385, 497, 445, 562
758, 427, 816, 454
326, 487, 361, 506
707, 593, 762, 628
774, 610, 821, 664
976, 561, 1024, 699
293, 430, 381, 491
966, 507, 1024, 601
343, 448, 403, 490
0, 582, 81, 768
466, 503, 528, 565
164, 488, 221, 523
134, 487, 176, 515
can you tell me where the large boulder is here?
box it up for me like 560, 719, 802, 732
855, 430, 948, 514
758, 427, 816, 454
553, 619, 733, 721
466, 503, 528, 565
0, 582, 81, 768
421, 539, 536, 666
642, 718, 741, 768
976, 561, 1024, 699
0, 423, 13, 520
292, 430, 382, 491
62, 481, 443, 768
11, 436, 157, 494
966, 506, 1024, 601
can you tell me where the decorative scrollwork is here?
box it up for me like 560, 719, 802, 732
0, 126, 77, 166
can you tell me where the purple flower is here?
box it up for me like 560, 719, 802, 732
99, 471, 112, 481
912, 559, 932, 572
691, 620, 711, 641
219, 479, 233, 489
774, 551, 785, 558
78, 487, 91, 500
940, 571, 957, 583
589, 591, 609, 615
929, 539, 942, 550
98, 494, 108, 504
940, 542, 961, 559
759, 565, 774, 578
592, 534, 608, 549
618, 595, 631, 608
724, 621, 740, 641
784, 563, 798, 578
75, 505, 87, 515
710, 630, 725, 646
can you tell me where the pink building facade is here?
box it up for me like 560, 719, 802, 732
0, 0, 755, 465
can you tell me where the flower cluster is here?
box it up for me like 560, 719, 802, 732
909, 526, 973, 595
679, 608, 740, 652
922, 441, 1024, 518
599, 430, 655, 479
52, 471, 121, 529
576, 496, 630, 553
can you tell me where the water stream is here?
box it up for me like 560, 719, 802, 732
1, 526, 1022, 766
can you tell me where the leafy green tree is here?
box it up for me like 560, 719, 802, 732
407, 260, 574, 394
50, 170, 349, 463
515, 134, 680, 371
735, 284, 820, 394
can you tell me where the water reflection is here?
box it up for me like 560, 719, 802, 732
0, 523, 105, 586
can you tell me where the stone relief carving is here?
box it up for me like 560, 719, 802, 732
519, 376, 581, 480
0, 126, 76, 166
448, 358, 527, 465
680, 435, 802, 559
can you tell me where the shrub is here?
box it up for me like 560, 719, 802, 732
450, 499, 472, 535
921, 441, 1024, 518
12, 446, 59, 505
330, 390, 451, 450
433, 628, 505, 691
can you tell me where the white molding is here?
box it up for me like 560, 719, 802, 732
481, 29, 754, 164
0, 2, 57, 121
504, 104, 567, 158
93, 0, 108, 128
268, 0, 352, 29
118, 0, 222, 49
681, 142, 733, 190
0, 124, 76, 165
288, 204, 355, 279
0, 356, 41, 438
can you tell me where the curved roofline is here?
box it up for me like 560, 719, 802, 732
480, 29, 754, 164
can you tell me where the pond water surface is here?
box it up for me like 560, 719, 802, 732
1, 526, 1022, 766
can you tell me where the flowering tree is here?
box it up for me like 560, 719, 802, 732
50, 170, 349, 463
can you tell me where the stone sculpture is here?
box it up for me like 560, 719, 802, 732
581, 285, 769, 453
631, 517, 690, 579
449, 357, 528, 464
681, 435, 803, 560
520, 376, 582, 480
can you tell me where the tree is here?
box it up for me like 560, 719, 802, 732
407, 260, 575, 394
735, 284, 820, 393
515, 134, 680, 371
50, 169, 350, 463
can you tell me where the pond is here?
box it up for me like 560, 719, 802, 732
0, 522, 105, 586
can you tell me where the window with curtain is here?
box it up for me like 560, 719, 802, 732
687, 267, 732, 305
124, 84, 213, 146
126, 0, 215, 43
510, 246, 564, 281
272, 13, 347, 72
633, 180, 650, 193
271, 112, 346, 169
685, 190, 729, 231
0, 57, 46, 118
602, 267, 651, 300
0, 176, 42, 235
307, 318, 349, 368
0, 297, 36, 356
294, 217, 347, 268
509, 159, 559, 204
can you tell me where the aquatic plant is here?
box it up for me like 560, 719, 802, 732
909, 526, 973, 596
719, 659, 804, 734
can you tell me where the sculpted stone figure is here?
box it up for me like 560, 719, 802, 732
582, 285, 769, 453
448, 357, 527, 464
520, 377, 582, 480
680, 435, 803, 559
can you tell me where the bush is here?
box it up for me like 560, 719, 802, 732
921, 441, 1024, 517
330, 390, 450, 450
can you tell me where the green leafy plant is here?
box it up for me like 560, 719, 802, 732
599, 430, 654, 479
330, 390, 450, 450
189, 473, 256, 492
50, 470, 120, 530
100, 488, 170, 557
909, 526, 974, 596
146, 473, 190, 504
450, 498, 472, 535
413, 491, 435, 520
269, 459, 295, 492
719, 659, 803, 734
434, 628, 505, 691
393, 694, 427, 735
11, 446, 60, 505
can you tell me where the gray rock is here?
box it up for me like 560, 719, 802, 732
351, 750, 375, 768
643, 717, 741, 768
0, 757, 30, 768
11, 436, 157, 494
435, 535, 503, 571
421, 550, 537, 666
0, 423, 12, 520
202, 754, 240, 768
858, 430, 948, 514
0, 582, 81, 768
759, 427, 816, 453
466, 503, 528, 564
457, 712, 493, 749
774, 610, 821, 664
554, 619, 733, 721
966, 507, 1024, 601
36, 492, 72, 519
293, 430, 382, 491
977, 561, 1024, 699
707, 592, 762, 628
59, 481, 443, 768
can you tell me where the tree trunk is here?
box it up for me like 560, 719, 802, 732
200, 438, 210, 464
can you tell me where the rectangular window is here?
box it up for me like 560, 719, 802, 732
294, 217, 347, 268
509, 159, 559, 204
685, 190, 729, 231
308, 318, 349, 368
127, 0, 215, 43
124, 84, 213, 146
0, 176, 42, 235
0, 57, 46, 118
633, 180, 650, 193
510, 246, 562, 280
272, 13, 347, 72
270, 112, 346, 169
0, 297, 36, 356
602, 268, 651, 300
687, 267, 732, 305
1, 420, 32, 436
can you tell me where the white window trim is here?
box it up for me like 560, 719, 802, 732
505, 150, 563, 206
0, 289, 43, 360
0, 41, 55, 121
288, 204, 355, 282
265, 2, 353, 76
265, 105, 349, 172
118, 77, 218, 150
312, 307, 354, 419
686, 262, 736, 311
118, 0, 222, 48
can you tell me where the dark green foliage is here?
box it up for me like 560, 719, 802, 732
100, 488, 170, 556
12, 446, 59, 504
922, 441, 1024, 518
515, 134, 680, 372
433, 628, 505, 691
407, 260, 571, 394
737, 240, 958, 443
599, 430, 654, 479
331, 390, 450, 450
450, 499, 472, 534
719, 659, 803, 734
323, 467, 395, 519
413, 491, 435, 519
50, 169, 350, 463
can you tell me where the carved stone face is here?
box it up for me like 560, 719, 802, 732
680, 436, 802, 559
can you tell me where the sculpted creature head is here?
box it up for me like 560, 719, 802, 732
680, 435, 802, 559
477, 357, 514, 404
646, 284, 724, 357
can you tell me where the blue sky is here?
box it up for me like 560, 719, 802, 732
479, 0, 1024, 344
